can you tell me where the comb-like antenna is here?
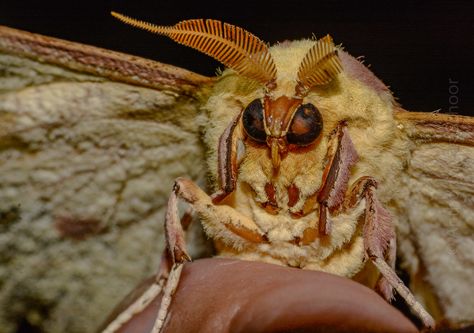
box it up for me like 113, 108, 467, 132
296, 35, 342, 95
111, 12, 277, 87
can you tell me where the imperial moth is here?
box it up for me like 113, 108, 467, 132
0, 13, 472, 333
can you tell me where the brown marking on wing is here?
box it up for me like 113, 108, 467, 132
54, 216, 102, 240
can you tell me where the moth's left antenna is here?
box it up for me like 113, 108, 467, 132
111, 11, 277, 89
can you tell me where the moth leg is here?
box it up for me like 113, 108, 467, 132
374, 227, 397, 300
317, 123, 359, 235
151, 176, 267, 330
372, 257, 436, 330
149, 173, 269, 333
175, 177, 268, 244
102, 258, 169, 333
149, 182, 194, 333
104, 189, 194, 333
212, 112, 245, 204
358, 178, 436, 330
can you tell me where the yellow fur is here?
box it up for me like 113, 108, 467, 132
201, 40, 409, 276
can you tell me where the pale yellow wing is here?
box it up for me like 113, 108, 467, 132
394, 111, 474, 328
0, 26, 212, 333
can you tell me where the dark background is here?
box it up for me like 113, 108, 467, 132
0, 0, 472, 116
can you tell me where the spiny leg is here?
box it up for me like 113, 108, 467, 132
101, 266, 166, 333
174, 177, 267, 244
152, 205, 192, 332
151, 176, 267, 332
152, 111, 249, 331
305, 122, 434, 328
357, 177, 435, 330
294, 123, 359, 244
102, 188, 192, 333
317, 123, 359, 235
151, 182, 192, 333
374, 237, 397, 301
212, 111, 245, 204
372, 256, 435, 330
100, 240, 183, 331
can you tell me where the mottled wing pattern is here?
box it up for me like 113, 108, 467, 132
0, 26, 212, 333
394, 111, 474, 328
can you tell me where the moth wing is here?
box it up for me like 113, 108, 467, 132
394, 111, 474, 328
0, 26, 213, 333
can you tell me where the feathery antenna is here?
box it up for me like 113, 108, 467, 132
296, 35, 342, 95
111, 12, 277, 87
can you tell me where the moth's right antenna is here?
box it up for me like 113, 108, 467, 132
296, 35, 343, 96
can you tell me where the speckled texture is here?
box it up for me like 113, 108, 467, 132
395, 140, 474, 326
0, 34, 211, 332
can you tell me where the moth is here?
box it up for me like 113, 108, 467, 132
0, 13, 472, 333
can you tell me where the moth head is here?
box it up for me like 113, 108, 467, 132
112, 13, 343, 170
241, 96, 323, 169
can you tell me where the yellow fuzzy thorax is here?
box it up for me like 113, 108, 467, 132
202, 39, 409, 273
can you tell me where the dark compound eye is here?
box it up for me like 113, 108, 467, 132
242, 99, 266, 143
287, 103, 323, 146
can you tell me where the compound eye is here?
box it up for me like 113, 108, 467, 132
242, 99, 267, 143
287, 103, 323, 146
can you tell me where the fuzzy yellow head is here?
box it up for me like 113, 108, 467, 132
104, 13, 440, 329
110, 12, 410, 269
200, 39, 407, 273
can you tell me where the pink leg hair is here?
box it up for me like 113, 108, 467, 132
151, 183, 193, 333
100, 195, 193, 333
317, 123, 359, 235
362, 181, 435, 330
